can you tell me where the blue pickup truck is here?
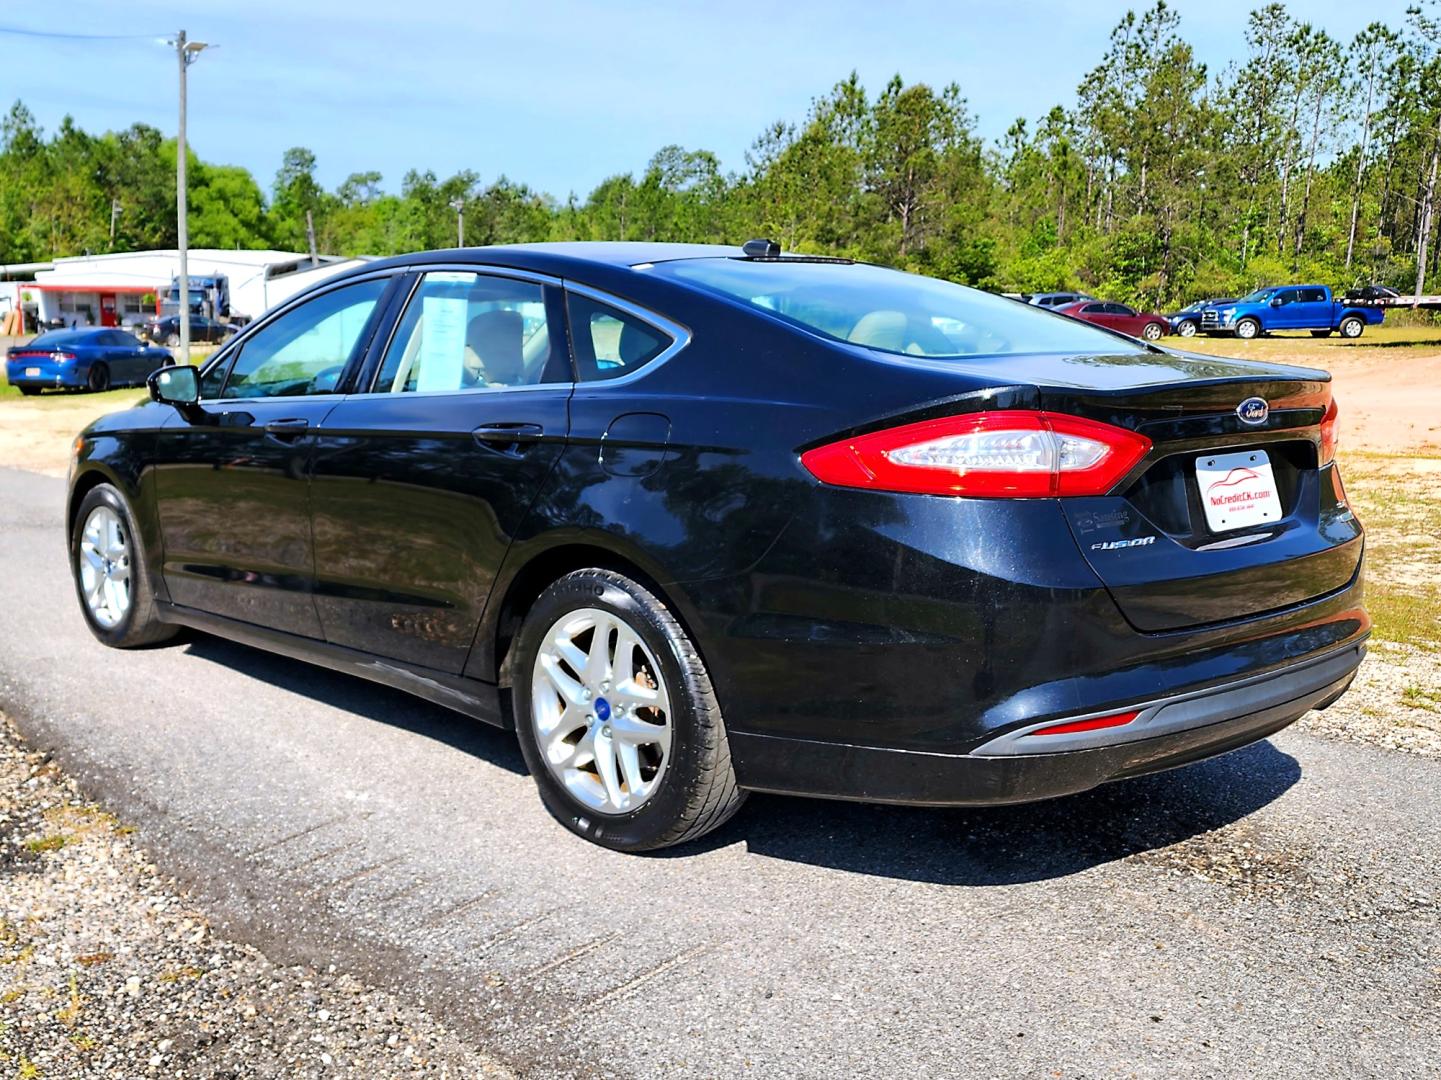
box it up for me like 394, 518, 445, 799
1200, 285, 1384, 339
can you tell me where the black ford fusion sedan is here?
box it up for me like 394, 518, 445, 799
67, 241, 1368, 851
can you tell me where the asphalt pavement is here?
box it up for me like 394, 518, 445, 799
1, 466, 1437, 1078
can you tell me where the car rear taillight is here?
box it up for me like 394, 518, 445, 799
800, 411, 1152, 498
54, 352, 76, 363
1320, 397, 1339, 465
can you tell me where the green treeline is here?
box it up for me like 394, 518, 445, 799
2, 1, 1438, 307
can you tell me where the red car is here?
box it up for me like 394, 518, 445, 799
1057, 300, 1169, 341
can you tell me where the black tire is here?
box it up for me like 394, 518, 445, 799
70, 483, 176, 648
86, 363, 110, 393
18, 385, 40, 396
165, 333, 181, 347
1311, 329, 1333, 338
512, 569, 745, 852
1234, 317, 1261, 340
1339, 316, 1365, 339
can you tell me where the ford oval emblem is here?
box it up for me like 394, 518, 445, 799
1236, 397, 1269, 425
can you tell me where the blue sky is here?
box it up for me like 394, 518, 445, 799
1, 0, 1418, 201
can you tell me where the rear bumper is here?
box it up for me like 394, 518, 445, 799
5, 361, 83, 388
730, 640, 1364, 806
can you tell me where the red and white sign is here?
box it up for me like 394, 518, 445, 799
1196, 449, 1280, 532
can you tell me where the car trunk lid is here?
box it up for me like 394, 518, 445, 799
1030, 357, 1362, 631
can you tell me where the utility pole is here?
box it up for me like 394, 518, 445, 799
109, 199, 122, 247
305, 209, 318, 264
172, 30, 210, 363
450, 198, 465, 247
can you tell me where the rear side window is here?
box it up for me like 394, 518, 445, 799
374, 272, 561, 393
222, 278, 387, 398
567, 294, 672, 382
1080, 303, 1106, 314
1299, 287, 1328, 303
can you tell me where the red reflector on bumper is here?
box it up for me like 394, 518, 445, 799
1025, 710, 1140, 737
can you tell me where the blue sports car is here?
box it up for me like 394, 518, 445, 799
5, 329, 173, 395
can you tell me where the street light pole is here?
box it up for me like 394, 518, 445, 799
451, 198, 465, 247
172, 30, 210, 363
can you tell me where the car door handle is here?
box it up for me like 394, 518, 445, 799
472, 422, 544, 445
265, 418, 311, 442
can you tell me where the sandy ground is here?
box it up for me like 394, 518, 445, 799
0, 392, 145, 477
1179, 326, 1441, 454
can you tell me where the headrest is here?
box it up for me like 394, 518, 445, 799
846, 310, 907, 351
466, 309, 525, 384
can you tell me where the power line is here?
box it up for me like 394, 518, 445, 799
0, 25, 168, 42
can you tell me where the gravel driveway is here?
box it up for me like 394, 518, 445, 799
1, 466, 1438, 1078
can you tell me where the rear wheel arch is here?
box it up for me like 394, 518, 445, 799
484, 542, 706, 691
1338, 311, 1368, 337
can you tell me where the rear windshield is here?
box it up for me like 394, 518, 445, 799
25, 330, 87, 348
651, 260, 1144, 358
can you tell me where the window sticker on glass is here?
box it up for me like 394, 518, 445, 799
416, 290, 470, 392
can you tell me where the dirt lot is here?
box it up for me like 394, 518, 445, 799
0, 336, 215, 478
1181, 324, 1441, 454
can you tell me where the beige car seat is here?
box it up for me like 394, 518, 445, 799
464, 309, 526, 386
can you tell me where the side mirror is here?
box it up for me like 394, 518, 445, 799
1270, 297, 1284, 307
148, 364, 200, 407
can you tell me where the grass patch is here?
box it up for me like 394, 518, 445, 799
159, 965, 205, 983
24, 835, 69, 854
1334, 452, 1441, 652
1178, 323, 1441, 361
1366, 587, 1441, 650
1402, 685, 1441, 711
0, 376, 147, 409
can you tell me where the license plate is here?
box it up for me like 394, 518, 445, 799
25, 367, 39, 377
1196, 449, 1281, 532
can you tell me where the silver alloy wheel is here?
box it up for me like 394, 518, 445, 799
1177, 321, 1197, 337
78, 505, 132, 629
1142, 322, 1163, 341
530, 607, 673, 815
1236, 319, 1258, 339
1341, 317, 1363, 338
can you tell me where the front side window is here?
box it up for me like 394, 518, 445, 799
375, 272, 559, 393
1109, 303, 1136, 316
200, 353, 232, 399
567, 294, 672, 382
222, 278, 387, 399
1273, 289, 1297, 306
652, 259, 1146, 358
